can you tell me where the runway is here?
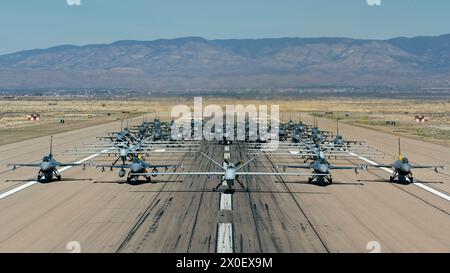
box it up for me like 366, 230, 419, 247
0, 116, 449, 253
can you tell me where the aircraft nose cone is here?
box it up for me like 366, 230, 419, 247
40, 162, 51, 171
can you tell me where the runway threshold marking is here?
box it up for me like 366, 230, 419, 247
348, 152, 450, 202
0, 148, 110, 201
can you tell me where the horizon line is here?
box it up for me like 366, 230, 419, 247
2, 33, 450, 56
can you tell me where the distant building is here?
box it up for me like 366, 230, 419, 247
415, 115, 428, 123
26, 113, 40, 121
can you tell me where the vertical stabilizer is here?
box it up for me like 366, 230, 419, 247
49, 136, 53, 157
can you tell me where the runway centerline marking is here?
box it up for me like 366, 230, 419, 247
220, 193, 232, 210
348, 152, 450, 202
216, 223, 234, 253
0, 148, 110, 201
215, 145, 234, 253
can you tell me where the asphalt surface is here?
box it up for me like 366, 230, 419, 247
0, 115, 449, 253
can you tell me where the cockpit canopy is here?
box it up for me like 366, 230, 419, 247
42, 156, 51, 162
401, 157, 409, 164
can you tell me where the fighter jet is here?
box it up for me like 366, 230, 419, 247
100, 124, 136, 143
278, 125, 288, 141
219, 128, 233, 145
6, 136, 84, 182
96, 151, 181, 183
156, 152, 326, 191
369, 138, 446, 183
328, 120, 364, 149
278, 150, 362, 184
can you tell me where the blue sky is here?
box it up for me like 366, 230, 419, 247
0, 0, 449, 54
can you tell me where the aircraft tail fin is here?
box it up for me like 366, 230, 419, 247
49, 136, 53, 157
398, 138, 403, 160
336, 119, 339, 135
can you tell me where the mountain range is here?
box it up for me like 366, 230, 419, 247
0, 35, 450, 90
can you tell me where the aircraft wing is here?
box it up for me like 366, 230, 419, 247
329, 166, 358, 170
95, 164, 130, 169
143, 163, 181, 169
410, 165, 446, 170
236, 172, 327, 176
153, 172, 225, 176
278, 164, 311, 169
370, 164, 393, 168
149, 172, 327, 176
344, 140, 365, 145
7, 163, 40, 168
58, 163, 84, 167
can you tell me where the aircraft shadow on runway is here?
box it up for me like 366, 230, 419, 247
357, 179, 444, 185
273, 180, 364, 186
93, 180, 183, 186
4, 178, 92, 183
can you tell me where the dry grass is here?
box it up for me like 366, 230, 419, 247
1, 97, 449, 146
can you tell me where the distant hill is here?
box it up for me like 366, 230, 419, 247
0, 35, 449, 90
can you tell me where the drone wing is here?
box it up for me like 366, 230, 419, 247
155, 172, 225, 176
236, 172, 327, 176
